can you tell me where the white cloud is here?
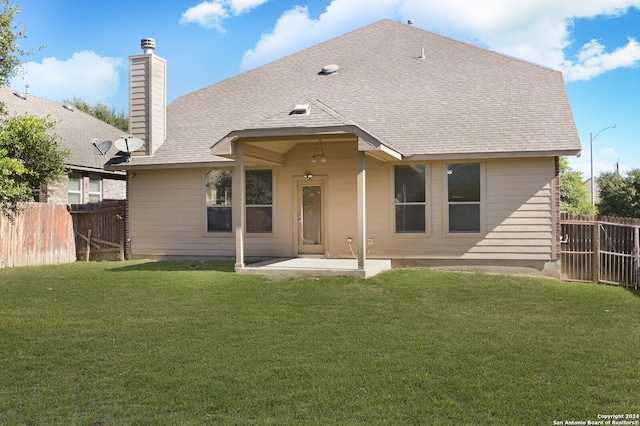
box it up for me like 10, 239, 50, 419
230, 0, 269, 14
240, 0, 640, 79
180, 0, 269, 32
180, 1, 229, 32
241, 0, 400, 70
563, 38, 640, 81
10, 51, 122, 104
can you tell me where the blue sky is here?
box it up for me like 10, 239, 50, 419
9, 0, 640, 179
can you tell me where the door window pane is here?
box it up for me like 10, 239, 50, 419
302, 185, 322, 245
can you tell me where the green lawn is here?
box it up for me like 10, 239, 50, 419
0, 261, 638, 425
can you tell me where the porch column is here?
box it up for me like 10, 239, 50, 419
234, 141, 246, 269
357, 151, 366, 270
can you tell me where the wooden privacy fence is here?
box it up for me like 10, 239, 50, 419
561, 213, 640, 288
69, 200, 126, 261
0, 203, 76, 268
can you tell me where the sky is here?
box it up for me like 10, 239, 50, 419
8, 0, 640, 179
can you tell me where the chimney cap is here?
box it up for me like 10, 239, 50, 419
141, 38, 156, 54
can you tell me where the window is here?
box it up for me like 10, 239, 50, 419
246, 170, 273, 233
88, 175, 102, 203
394, 164, 426, 233
206, 171, 232, 233
447, 163, 481, 233
68, 173, 82, 204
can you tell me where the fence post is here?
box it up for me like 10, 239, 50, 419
635, 226, 639, 290
592, 221, 599, 283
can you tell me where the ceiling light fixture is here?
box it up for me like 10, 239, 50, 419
311, 140, 327, 163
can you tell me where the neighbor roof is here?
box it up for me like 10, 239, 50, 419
130, 19, 581, 167
0, 87, 124, 175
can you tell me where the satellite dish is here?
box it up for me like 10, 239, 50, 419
91, 139, 113, 159
114, 136, 144, 153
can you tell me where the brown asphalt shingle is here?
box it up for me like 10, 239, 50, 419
0, 88, 124, 173
130, 19, 581, 167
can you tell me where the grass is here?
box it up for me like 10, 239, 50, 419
0, 261, 639, 425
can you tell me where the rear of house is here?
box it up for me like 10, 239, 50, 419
110, 20, 581, 277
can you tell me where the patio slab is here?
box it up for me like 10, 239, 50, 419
236, 258, 392, 278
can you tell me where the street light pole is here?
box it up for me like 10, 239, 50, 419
590, 125, 616, 205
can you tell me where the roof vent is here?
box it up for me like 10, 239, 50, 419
319, 64, 339, 75
14, 84, 29, 100
407, 19, 414, 25
291, 104, 311, 115
141, 38, 156, 54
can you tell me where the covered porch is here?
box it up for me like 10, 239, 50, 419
210, 106, 402, 278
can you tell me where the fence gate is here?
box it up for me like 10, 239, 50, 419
561, 214, 640, 288
69, 200, 126, 261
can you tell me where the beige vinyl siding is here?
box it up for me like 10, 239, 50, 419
128, 141, 557, 263
128, 141, 363, 259
129, 58, 149, 146
477, 158, 555, 260
364, 157, 556, 261
128, 169, 216, 258
129, 54, 166, 155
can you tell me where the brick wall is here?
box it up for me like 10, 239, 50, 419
40, 174, 126, 204
102, 177, 127, 200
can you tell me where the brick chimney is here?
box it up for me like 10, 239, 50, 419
128, 38, 166, 155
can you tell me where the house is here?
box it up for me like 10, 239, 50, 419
0, 87, 126, 204
108, 19, 581, 277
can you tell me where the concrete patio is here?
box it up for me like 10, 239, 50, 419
236, 258, 392, 278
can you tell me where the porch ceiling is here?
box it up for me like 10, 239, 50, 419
211, 126, 403, 165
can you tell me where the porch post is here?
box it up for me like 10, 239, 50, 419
357, 151, 366, 270
234, 141, 246, 269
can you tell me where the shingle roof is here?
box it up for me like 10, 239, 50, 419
131, 19, 581, 167
0, 88, 124, 174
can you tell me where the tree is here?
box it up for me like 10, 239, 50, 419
1, 0, 58, 218
0, 0, 41, 89
0, 147, 31, 217
0, 114, 69, 203
0, 0, 26, 88
559, 157, 596, 215
597, 169, 640, 218
64, 96, 128, 132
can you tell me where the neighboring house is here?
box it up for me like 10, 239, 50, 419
0, 87, 126, 204
108, 20, 581, 277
